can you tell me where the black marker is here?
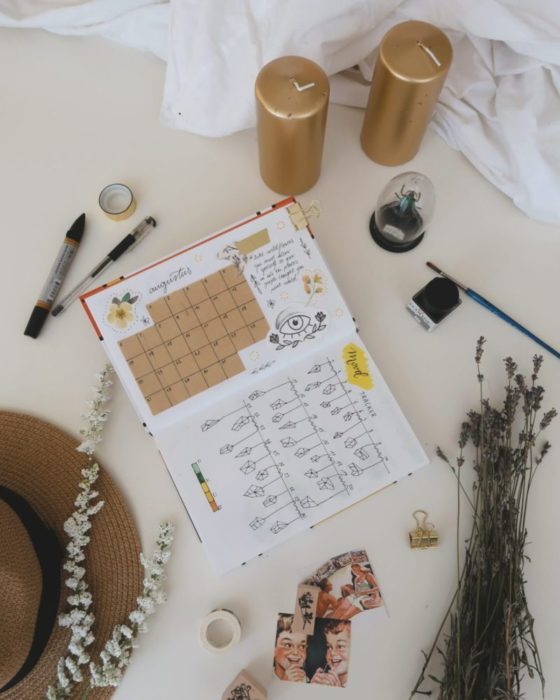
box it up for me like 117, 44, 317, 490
52, 216, 156, 316
24, 213, 86, 338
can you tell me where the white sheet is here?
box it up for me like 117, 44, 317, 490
0, 0, 169, 59
2, 0, 560, 224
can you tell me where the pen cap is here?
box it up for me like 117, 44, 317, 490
106, 217, 156, 261
67, 213, 86, 243
24, 307, 49, 339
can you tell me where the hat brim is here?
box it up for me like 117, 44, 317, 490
0, 411, 142, 700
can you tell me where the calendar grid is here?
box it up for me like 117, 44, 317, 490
118, 266, 269, 415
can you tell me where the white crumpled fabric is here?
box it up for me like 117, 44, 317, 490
2, 0, 560, 224
0, 0, 169, 59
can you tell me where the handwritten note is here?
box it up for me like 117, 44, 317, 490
252, 240, 304, 293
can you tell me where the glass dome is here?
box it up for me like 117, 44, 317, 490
369, 172, 435, 252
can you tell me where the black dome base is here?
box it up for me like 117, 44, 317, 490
369, 212, 425, 253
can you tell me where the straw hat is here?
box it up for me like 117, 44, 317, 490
0, 411, 142, 699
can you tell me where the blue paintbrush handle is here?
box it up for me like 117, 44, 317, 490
466, 289, 560, 360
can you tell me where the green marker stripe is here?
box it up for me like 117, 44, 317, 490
191, 462, 205, 484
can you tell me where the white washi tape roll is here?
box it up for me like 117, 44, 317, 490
199, 609, 242, 654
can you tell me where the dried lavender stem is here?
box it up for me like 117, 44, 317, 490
411, 340, 553, 699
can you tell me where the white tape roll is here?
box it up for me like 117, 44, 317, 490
199, 609, 242, 654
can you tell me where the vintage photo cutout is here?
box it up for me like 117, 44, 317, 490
273, 613, 352, 688
308, 618, 352, 688
305, 549, 384, 620
292, 584, 320, 634
273, 614, 308, 684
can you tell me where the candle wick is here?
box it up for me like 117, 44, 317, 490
290, 78, 316, 92
417, 41, 442, 67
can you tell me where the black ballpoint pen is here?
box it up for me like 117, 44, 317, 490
52, 216, 156, 316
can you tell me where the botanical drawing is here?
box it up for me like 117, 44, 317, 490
269, 310, 327, 350
302, 271, 326, 305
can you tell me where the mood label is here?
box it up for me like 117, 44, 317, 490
343, 343, 373, 390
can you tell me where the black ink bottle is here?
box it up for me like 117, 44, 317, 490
407, 277, 461, 331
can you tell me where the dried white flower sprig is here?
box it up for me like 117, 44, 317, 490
46, 367, 174, 699
89, 521, 174, 687
46, 368, 113, 699
76, 367, 114, 458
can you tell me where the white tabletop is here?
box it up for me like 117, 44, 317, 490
1, 28, 559, 700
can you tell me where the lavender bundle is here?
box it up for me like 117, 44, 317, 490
411, 338, 556, 699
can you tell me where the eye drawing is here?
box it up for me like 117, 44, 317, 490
278, 313, 311, 336
269, 308, 327, 350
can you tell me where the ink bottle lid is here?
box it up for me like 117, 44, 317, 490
422, 277, 459, 318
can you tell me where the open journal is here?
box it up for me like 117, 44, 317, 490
82, 198, 427, 574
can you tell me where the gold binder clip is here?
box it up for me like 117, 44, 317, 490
287, 200, 321, 230
409, 510, 439, 549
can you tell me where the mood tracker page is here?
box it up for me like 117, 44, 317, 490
158, 335, 427, 575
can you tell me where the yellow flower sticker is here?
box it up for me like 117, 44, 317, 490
107, 302, 134, 330
343, 343, 373, 390
302, 270, 326, 303
106, 291, 138, 330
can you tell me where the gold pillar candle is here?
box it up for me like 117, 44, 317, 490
255, 56, 329, 195
361, 21, 452, 166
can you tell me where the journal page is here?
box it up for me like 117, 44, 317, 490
82, 200, 355, 435
158, 334, 427, 574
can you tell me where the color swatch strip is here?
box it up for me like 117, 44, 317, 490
192, 462, 220, 512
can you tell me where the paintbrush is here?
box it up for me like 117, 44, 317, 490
427, 262, 560, 360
